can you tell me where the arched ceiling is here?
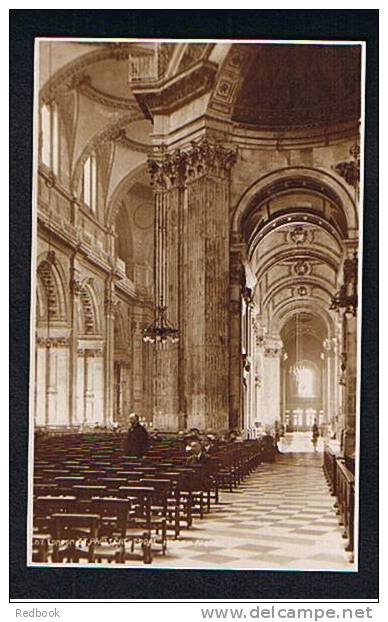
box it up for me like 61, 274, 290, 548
231, 44, 361, 129
281, 312, 327, 345
250, 216, 341, 337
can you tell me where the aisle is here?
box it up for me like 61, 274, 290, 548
151, 451, 353, 570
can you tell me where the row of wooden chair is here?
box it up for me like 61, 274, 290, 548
33, 434, 263, 564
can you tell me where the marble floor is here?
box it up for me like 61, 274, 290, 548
148, 438, 354, 571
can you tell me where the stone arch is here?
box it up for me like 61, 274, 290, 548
271, 298, 336, 339
39, 44, 141, 104
36, 252, 68, 322
114, 304, 127, 350
78, 279, 101, 336
262, 276, 336, 310
70, 113, 145, 197
105, 162, 149, 228
232, 167, 358, 241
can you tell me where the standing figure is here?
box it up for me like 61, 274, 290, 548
311, 419, 319, 452
124, 413, 149, 457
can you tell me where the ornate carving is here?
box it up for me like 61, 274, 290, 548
148, 138, 237, 189
289, 225, 308, 246
264, 345, 282, 358
252, 317, 266, 347
333, 145, 360, 188
330, 252, 358, 316
242, 287, 254, 307
185, 139, 237, 180
294, 260, 310, 276
77, 347, 103, 356
36, 336, 70, 348
297, 285, 309, 297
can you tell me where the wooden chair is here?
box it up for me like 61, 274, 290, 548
50, 513, 100, 563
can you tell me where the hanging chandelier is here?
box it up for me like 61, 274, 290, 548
289, 313, 305, 382
143, 305, 179, 346
142, 163, 179, 347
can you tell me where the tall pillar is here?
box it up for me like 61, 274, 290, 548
69, 262, 81, 427
323, 337, 337, 430
229, 246, 245, 430
104, 278, 115, 426
262, 335, 283, 427
149, 139, 237, 431
343, 314, 357, 458
184, 141, 236, 431
147, 160, 183, 430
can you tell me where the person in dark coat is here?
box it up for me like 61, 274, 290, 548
186, 440, 210, 465
311, 420, 319, 452
125, 413, 149, 457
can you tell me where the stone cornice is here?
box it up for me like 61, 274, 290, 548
40, 43, 135, 104
72, 74, 138, 111
133, 61, 217, 120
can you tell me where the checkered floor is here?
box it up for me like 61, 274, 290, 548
150, 447, 354, 571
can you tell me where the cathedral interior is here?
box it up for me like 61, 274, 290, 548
32, 40, 361, 569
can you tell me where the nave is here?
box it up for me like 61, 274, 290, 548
151, 446, 351, 570
32, 432, 353, 570
32, 40, 360, 570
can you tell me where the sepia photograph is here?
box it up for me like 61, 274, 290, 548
28, 36, 364, 572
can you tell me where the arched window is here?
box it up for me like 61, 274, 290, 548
82, 153, 98, 214
40, 102, 59, 176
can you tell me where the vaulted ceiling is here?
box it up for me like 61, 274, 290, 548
231, 44, 361, 129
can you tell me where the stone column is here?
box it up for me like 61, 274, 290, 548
148, 158, 183, 430
229, 246, 245, 430
69, 264, 81, 427
183, 140, 236, 431
252, 317, 265, 428
35, 339, 46, 426
131, 317, 145, 418
84, 350, 95, 424
262, 335, 283, 427
104, 278, 116, 426
149, 139, 237, 431
323, 337, 337, 430
343, 314, 357, 458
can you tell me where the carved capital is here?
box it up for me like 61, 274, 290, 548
37, 336, 70, 348
77, 347, 104, 357
264, 336, 283, 358
148, 138, 237, 189
185, 138, 237, 181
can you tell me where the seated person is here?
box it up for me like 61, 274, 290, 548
204, 434, 217, 454
259, 428, 276, 462
150, 427, 162, 441
186, 440, 210, 464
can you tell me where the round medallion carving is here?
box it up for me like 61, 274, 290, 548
133, 202, 153, 230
